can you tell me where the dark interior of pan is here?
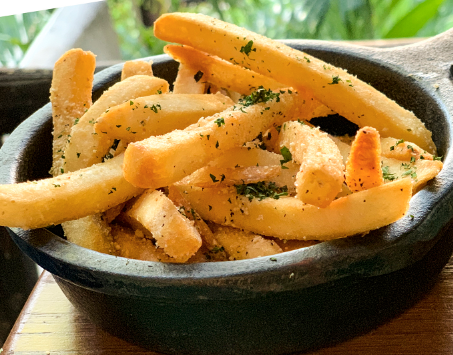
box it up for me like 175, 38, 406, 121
2, 32, 453, 355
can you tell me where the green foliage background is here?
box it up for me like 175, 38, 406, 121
1, 0, 453, 66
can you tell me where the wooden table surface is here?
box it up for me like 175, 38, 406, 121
2, 260, 453, 355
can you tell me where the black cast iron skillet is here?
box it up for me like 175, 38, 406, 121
2, 30, 453, 355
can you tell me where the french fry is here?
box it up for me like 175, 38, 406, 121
154, 13, 436, 153
64, 75, 169, 172
167, 186, 227, 261
380, 137, 435, 161
95, 93, 233, 142
329, 136, 352, 164
381, 156, 443, 193
50, 49, 96, 176
346, 126, 383, 192
175, 178, 412, 240
211, 225, 282, 260
165, 44, 285, 95
123, 88, 301, 188
277, 121, 344, 207
176, 165, 281, 188
0, 154, 142, 229
64, 215, 114, 254
121, 60, 153, 80
173, 63, 206, 94
125, 190, 202, 262
111, 225, 175, 263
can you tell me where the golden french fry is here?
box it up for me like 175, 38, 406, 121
50, 49, 96, 176
111, 225, 175, 263
125, 190, 202, 262
123, 89, 301, 189
381, 156, 443, 193
173, 63, 206, 94
177, 165, 281, 188
95, 93, 233, 142
165, 44, 285, 95
175, 178, 412, 240
64, 75, 169, 172
0, 154, 142, 229
346, 126, 383, 192
329, 136, 352, 164
380, 137, 435, 161
277, 121, 344, 207
154, 13, 435, 153
63, 215, 114, 254
211, 225, 282, 260
167, 186, 227, 261
121, 60, 153, 80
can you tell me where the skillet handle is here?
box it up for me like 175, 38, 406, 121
367, 28, 453, 123
371, 28, 453, 77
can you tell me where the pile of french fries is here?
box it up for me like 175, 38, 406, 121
0, 13, 443, 263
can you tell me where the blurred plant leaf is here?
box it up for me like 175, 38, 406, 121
0, 11, 52, 67
384, 0, 446, 38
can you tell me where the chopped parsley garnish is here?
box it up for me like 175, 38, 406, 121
194, 70, 204, 82
390, 139, 405, 151
211, 245, 225, 253
178, 206, 187, 217
382, 166, 396, 181
434, 156, 442, 161
402, 169, 417, 179
150, 104, 162, 113
303, 56, 310, 63
329, 75, 342, 85
210, 174, 219, 183
130, 100, 134, 106
238, 86, 281, 108
240, 40, 256, 56
73, 118, 80, 125
235, 181, 288, 201
214, 117, 225, 127
280, 146, 292, 169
